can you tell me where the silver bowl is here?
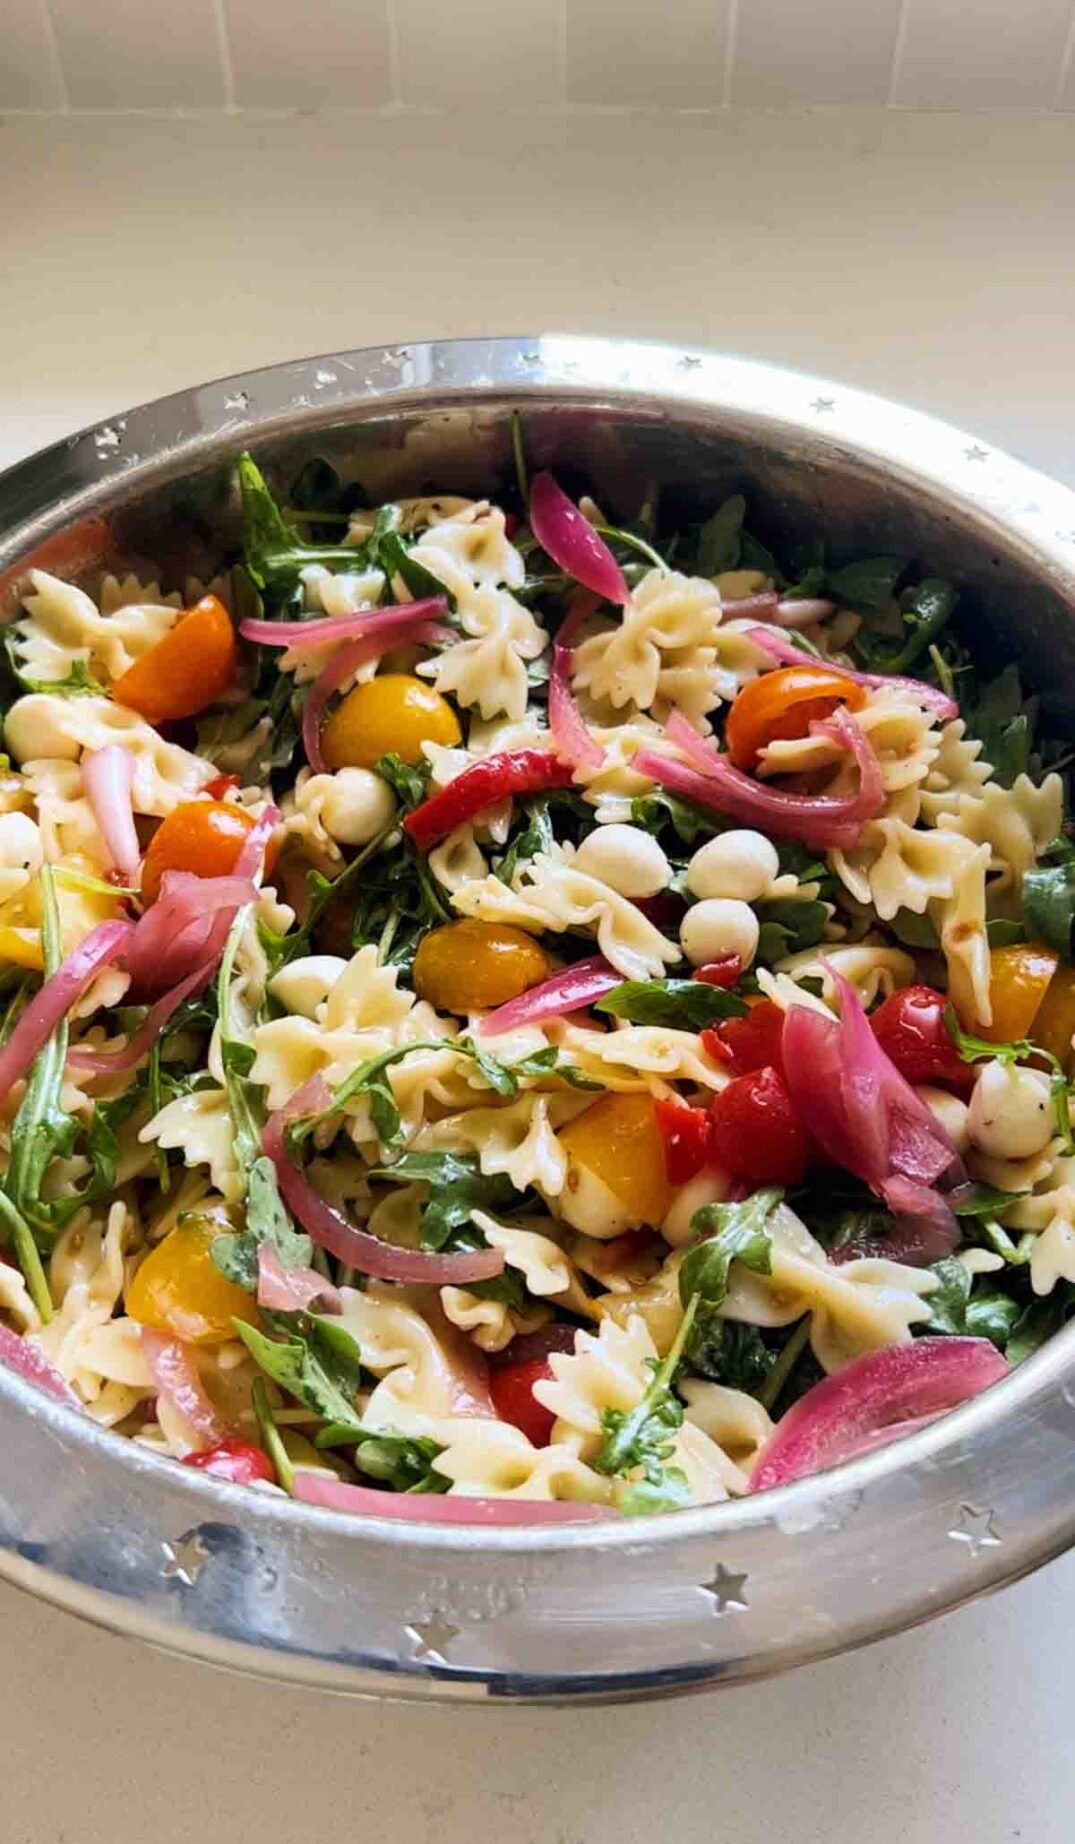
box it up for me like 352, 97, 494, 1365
2, 335, 1075, 1704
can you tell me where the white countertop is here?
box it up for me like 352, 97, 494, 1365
2, 102, 1074, 1842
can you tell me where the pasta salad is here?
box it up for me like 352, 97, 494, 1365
0, 441, 1071, 1522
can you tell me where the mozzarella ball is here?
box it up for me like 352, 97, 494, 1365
661, 1169, 734, 1247
269, 954, 348, 1020
0, 811, 42, 875
315, 767, 396, 847
686, 830, 780, 903
916, 1084, 971, 1157
573, 823, 671, 899
680, 898, 760, 970
555, 1164, 637, 1240
968, 1060, 1055, 1161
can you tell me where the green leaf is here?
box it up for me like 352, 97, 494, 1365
963, 665, 1032, 788
890, 908, 941, 950
697, 495, 746, 575
825, 556, 905, 614
369, 1149, 520, 1252
683, 1317, 775, 1393
855, 577, 958, 673
630, 790, 721, 847
1024, 860, 1075, 960
376, 529, 456, 612
3, 634, 107, 699
615, 1469, 694, 1516
754, 897, 828, 964
374, 751, 432, 812
4, 867, 77, 1253
950, 1181, 1026, 1218
596, 979, 748, 1030
234, 1313, 363, 1428
596, 1295, 698, 1484
1006, 1289, 1073, 1365
594, 525, 668, 572
679, 1188, 781, 1316
986, 917, 1026, 949
495, 799, 556, 884
238, 451, 361, 590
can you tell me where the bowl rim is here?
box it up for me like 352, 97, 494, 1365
3, 332, 1075, 1700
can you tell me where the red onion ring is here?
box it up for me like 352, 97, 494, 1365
293, 1470, 614, 1524
0, 919, 134, 1103
141, 1327, 230, 1448
744, 625, 958, 721
529, 474, 629, 607
300, 611, 454, 774
750, 1336, 1009, 1492
81, 745, 140, 880
261, 1079, 506, 1284
478, 956, 621, 1037
549, 641, 605, 773
0, 1322, 82, 1409
239, 598, 447, 650
717, 591, 780, 618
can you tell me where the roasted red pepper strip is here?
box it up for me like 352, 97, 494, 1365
654, 1098, 712, 1184
403, 749, 576, 852
692, 955, 743, 989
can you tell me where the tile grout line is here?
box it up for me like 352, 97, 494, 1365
886, 0, 911, 108
38, 0, 69, 114
721, 0, 741, 108
210, 0, 237, 112
1052, 0, 1075, 108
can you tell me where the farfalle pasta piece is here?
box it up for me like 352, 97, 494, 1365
770, 942, 915, 1009
12, 569, 179, 688
439, 1288, 551, 1355
996, 1155, 1075, 1296
428, 823, 489, 893
140, 1088, 242, 1204
551, 1018, 729, 1093
337, 1285, 491, 1434
680, 1378, 775, 1477
414, 1094, 570, 1196
572, 568, 727, 719
945, 773, 1064, 894
5, 693, 214, 813
918, 718, 994, 823
451, 844, 679, 981
407, 505, 547, 721
431, 1419, 612, 1501
34, 1203, 152, 1421
934, 840, 992, 1027
759, 682, 941, 802
832, 817, 981, 921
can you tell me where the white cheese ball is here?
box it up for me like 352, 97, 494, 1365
680, 898, 760, 970
968, 1061, 1055, 1161
4, 694, 81, 763
0, 811, 42, 875
573, 823, 671, 899
314, 767, 396, 847
269, 954, 348, 1020
686, 830, 780, 903
916, 1084, 971, 1157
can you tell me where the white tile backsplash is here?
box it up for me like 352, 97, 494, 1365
566, 0, 731, 108
733, 0, 903, 105
395, 0, 561, 107
224, 0, 392, 109
49, 0, 226, 109
893, 0, 1075, 109
10, 0, 1075, 113
1, 0, 64, 110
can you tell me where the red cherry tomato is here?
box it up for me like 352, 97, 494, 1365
708, 1066, 810, 1185
869, 984, 972, 1091
703, 998, 787, 1077
204, 772, 242, 801
654, 1098, 712, 1183
488, 1358, 556, 1447
182, 1438, 275, 1486
692, 955, 742, 989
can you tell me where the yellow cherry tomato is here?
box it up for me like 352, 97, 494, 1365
977, 942, 1059, 1042
596, 1264, 683, 1356
412, 919, 551, 1014
321, 674, 461, 771
1030, 963, 1075, 1069
557, 1093, 671, 1230
127, 1214, 258, 1346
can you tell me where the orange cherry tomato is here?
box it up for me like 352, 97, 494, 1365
112, 594, 238, 724
412, 919, 551, 1013
127, 1214, 258, 1346
725, 666, 868, 772
1031, 964, 1075, 1070
976, 942, 1059, 1043
142, 800, 266, 904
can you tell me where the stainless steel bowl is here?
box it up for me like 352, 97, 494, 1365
2, 335, 1075, 1705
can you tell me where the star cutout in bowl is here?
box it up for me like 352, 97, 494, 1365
810, 397, 835, 414
947, 1504, 1002, 1557
964, 445, 989, 463
161, 1530, 210, 1587
406, 1613, 461, 1664
699, 1563, 749, 1614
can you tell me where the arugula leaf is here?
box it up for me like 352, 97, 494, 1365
697, 495, 746, 575
251, 1376, 294, 1492
495, 799, 555, 884
754, 897, 828, 964
3, 635, 106, 698
3, 868, 77, 1286
986, 917, 1026, 949
374, 751, 432, 812
238, 451, 361, 590
1005, 1288, 1074, 1365
596, 979, 747, 1030
615, 1473, 694, 1516
825, 556, 905, 614
375, 529, 455, 611
950, 1181, 1026, 1218
454, 1035, 599, 1098
594, 525, 667, 572
369, 1149, 520, 1251
1024, 859, 1075, 960
683, 1317, 775, 1394
679, 1188, 781, 1318
315, 1421, 449, 1493
890, 907, 941, 950
596, 1294, 697, 1486
630, 790, 721, 847
962, 665, 1032, 788
234, 1313, 364, 1428
927, 1256, 1021, 1348
855, 577, 958, 673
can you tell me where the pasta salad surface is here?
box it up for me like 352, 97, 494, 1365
0, 445, 1070, 1521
